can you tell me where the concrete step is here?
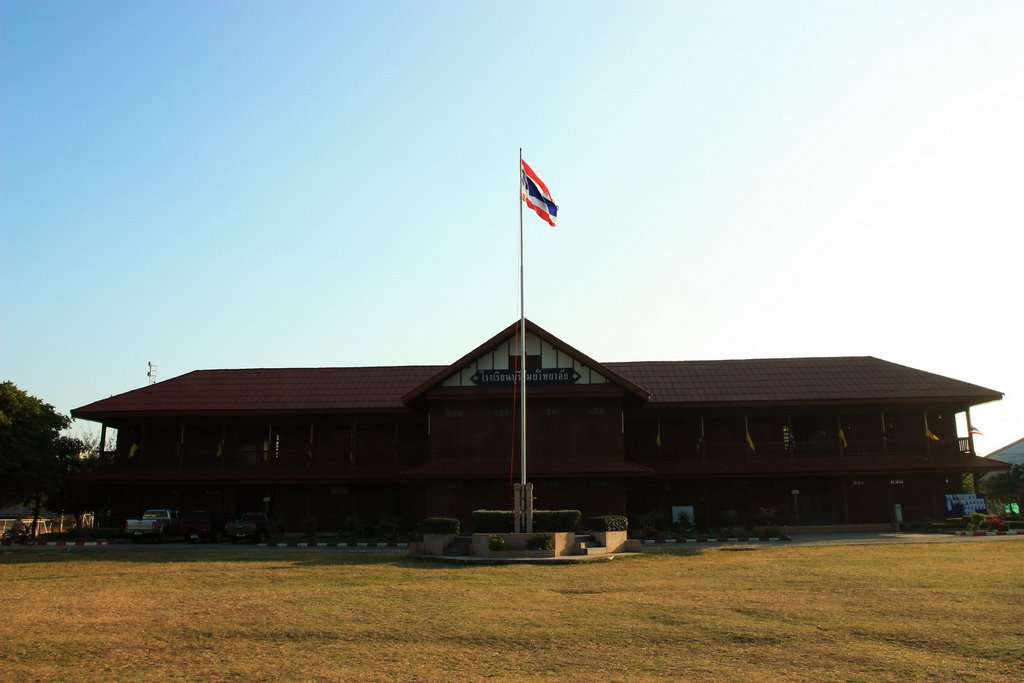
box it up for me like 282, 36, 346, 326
578, 545, 607, 555
444, 536, 473, 556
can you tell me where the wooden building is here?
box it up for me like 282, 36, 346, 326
72, 320, 1006, 532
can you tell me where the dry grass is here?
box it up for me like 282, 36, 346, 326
1, 541, 1022, 682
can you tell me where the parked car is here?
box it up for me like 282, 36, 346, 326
181, 510, 227, 543
125, 509, 181, 543
224, 512, 277, 543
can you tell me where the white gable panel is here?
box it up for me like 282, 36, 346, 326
441, 331, 610, 387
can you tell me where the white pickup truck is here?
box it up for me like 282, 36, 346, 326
125, 509, 182, 543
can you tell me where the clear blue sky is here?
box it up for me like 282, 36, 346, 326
2, 1, 1022, 455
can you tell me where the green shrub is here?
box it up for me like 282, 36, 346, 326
374, 513, 401, 538
587, 515, 628, 532
342, 514, 370, 538
759, 526, 786, 538
471, 510, 515, 533
721, 509, 740, 532
471, 509, 581, 532
419, 517, 460, 535
632, 510, 663, 536
488, 535, 507, 551
533, 510, 580, 532
526, 533, 553, 550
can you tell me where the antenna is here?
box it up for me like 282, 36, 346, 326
148, 362, 157, 385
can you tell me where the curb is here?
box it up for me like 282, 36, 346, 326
259, 541, 409, 549
949, 530, 1024, 536
642, 537, 788, 545
32, 540, 114, 546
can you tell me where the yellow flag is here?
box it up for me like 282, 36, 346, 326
745, 430, 756, 452
216, 439, 223, 458
838, 427, 848, 448
655, 420, 662, 448
128, 442, 138, 458
925, 429, 940, 442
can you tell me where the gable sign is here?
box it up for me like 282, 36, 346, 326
471, 368, 581, 387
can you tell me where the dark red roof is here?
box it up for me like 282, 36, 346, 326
72, 366, 444, 419
72, 355, 1002, 420
607, 357, 1001, 407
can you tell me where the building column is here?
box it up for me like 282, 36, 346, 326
841, 478, 850, 523
966, 406, 976, 456
880, 412, 888, 457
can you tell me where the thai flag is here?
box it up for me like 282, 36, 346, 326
521, 159, 558, 227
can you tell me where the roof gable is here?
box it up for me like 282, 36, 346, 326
986, 437, 1024, 464
401, 320, 651, 402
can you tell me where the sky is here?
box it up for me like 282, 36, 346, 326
2, 1, 1022, 456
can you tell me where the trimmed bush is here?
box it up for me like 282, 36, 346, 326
587, 515, 628, 532
471, 509, 581, 532
471, 510, 515, 533
488, 535, 507, 551
419, 517, 460, 535
533, 509, 581, 532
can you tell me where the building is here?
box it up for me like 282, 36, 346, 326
986, 437, 1024, 468
71, 320, 1007, 532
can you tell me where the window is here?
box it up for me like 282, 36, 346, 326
544, 407, 558, 417
493, 408, 511, 418
587, 406, 606, 416
445, 408, 463, 419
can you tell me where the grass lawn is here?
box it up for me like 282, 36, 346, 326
1, 541, 1022, 682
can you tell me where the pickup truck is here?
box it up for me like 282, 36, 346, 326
125, 509, 181, 543
181, 510, 227, 543
224, 512, 276, 543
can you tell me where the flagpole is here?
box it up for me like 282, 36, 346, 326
518, 148, 528, 529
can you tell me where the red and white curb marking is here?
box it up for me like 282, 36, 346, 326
949, 530, 1024, 536
259, 541, 409, 548
31, 540, 114, 546
643, 537, 787, 544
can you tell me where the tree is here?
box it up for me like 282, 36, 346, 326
981, 464, 1024, 513
0, 381, 87, 535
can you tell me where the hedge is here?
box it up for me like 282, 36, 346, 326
586, 515, 628, 532
533, 510, 581, 532
471, 510, 515, 533
419, 517, 460, 535
471, 509, 581, 532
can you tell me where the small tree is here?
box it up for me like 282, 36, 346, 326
0, 381, 87, 536
981, 465, 1024, 514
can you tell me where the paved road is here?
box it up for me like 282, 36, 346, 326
3, 531, 1022, 556
0, 540, 405, 554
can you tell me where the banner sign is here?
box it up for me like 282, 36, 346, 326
471, 368, 581, 387
944, 493, 987, 516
